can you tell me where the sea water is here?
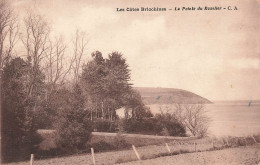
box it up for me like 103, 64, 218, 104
148, 101, 260, 137
206, 101, 260, 137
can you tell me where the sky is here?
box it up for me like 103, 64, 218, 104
11, 0, 260, 101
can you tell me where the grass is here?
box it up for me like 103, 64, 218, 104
89, 133, 181, 148
4, 133, 260, 165
36, 130, 260, 164
115, 149, 194, 164
115, 134, 260, 164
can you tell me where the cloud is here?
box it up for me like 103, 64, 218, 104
51, 6, 120, 39
11, 0, 260, 100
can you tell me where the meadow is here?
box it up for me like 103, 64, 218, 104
6, 133, 260, 165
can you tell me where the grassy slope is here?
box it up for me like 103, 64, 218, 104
121, 144, 260, 165
7, 134, 260, 165
134, 87, 212, 104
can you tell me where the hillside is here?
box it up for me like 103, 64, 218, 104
134, 87, 212, 104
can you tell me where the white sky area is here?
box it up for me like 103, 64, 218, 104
11, 0, 260, 101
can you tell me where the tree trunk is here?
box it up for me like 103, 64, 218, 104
101, 101, 104, 119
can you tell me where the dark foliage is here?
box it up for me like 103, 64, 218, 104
54, 84, 93, 153
124, 89, 153, 120
122, 113, 186, 137
88, 135, 131, 152
155, 113, 186, 136
93, 119, 118, 132
81, 51, 132, 120
123, 118, 158, 134
1, 58, 43, 162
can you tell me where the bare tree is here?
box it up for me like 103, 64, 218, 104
72, 29, 88, 84
43, 36, 73, 102
174, 103, 210, 137
0, 0, 19, 70
0, 1, 19, 161
21, 11, 50, 99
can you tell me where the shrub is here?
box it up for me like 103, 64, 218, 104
174, 104, 209, 137
88, 134, 130, 152
122, 115, 186, 137
163, 121, 186, 136
89, 141, 116, 152
93, 119, 118, 132
35, 148, 64, 159
155, 113, 186, 136
1, 58, 43, 162
122, 118, 158, 134
54, 85, 93, 153
113, 133, 131, 149
55, 114, 93, 153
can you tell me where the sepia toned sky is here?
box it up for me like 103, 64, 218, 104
12, 0, 260, 101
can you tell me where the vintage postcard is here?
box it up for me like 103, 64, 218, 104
0, 0, 259, 164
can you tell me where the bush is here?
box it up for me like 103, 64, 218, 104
154, 114, 186, 136
159, 120, 186, 136
93, 119, 118, 132
54, 85, 93, 153
88, 134, 130, 152
89, 141, 116, 152
55, 113, 93, 153
174, 104, 209, 137
122, 118, 158, 134
122, 115, 186, 137
113, 133, 131, 149
35, 148, 64, 159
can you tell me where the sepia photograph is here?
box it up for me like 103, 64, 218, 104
0, 0, 259, 164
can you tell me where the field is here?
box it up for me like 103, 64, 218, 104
5, 133, 260, 165
36, 130, 196, 151
121, 144, 260, 165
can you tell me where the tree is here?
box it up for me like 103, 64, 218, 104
21, 11, 50, 100
54, 84, 92, 152
81, 51, 106, 119
43, 36, 72, 104
104, 52, 132, 107
1, 58, 42, 162
81, 51, 133, 120
0, 2, 19, 159
174, 104, 210, 137
125, 89, 153, 120
0, 0, 19, 70
72, 29, 88, 84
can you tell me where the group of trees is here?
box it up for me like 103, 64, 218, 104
0, 1, 150, 162
81, 51, 131, 120
0, 1, 59, 160
81, 51, 151, 121
0, 1, 209, 162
